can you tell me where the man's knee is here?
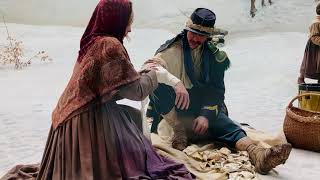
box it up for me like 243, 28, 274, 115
150, 84, 176, 115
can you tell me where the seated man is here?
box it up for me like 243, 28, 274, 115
143, 8, 292, 175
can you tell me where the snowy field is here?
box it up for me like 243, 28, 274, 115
1, 0, 320, 179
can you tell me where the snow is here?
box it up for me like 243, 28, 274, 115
1, 0, 320, 179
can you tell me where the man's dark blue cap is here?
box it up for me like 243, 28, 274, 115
185, 8, 216, 36
191, 8, 216, 28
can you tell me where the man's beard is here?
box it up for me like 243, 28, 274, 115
189, 41, 202, 48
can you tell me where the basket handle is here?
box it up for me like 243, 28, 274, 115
288, 93, 320, 108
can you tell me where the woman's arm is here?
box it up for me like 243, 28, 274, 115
118, 71, 158, 101
142, 57, 181, 87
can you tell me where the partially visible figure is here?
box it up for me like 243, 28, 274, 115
36, 0, 194, 179
298, 2, 320, 84
250, 0, 273, 17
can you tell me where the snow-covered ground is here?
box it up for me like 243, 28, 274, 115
1, 0, 320, 179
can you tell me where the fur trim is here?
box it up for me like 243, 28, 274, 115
186, 18, 215, 34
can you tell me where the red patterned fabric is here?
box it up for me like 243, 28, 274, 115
77, 0, 131, 62
52, 37, 139, 129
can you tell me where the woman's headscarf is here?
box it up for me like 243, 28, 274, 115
77, 0, 132, 62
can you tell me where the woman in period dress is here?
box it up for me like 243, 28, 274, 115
36, 0, 194, 179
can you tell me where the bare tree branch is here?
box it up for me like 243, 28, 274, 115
2, 15, 12, 46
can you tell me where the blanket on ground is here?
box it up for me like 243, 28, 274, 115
151, 120, 287, 180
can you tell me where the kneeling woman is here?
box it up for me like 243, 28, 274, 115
36, 0, 194, 179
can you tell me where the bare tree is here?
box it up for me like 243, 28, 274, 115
0, 16, 52, 69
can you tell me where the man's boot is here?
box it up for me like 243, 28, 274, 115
236, 137, 292, 175
163, 109, 188, 151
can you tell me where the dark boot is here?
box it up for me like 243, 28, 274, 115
250, 0, 257, 17
269, 0, 273, 5
236, 137, 292, 175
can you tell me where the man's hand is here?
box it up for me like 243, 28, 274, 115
193, 116, 209, 135
173, 81, 189, 110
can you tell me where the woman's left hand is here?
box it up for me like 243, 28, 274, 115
139, 63, 159, 74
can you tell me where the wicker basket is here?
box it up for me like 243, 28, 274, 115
283, 93, 320, 152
